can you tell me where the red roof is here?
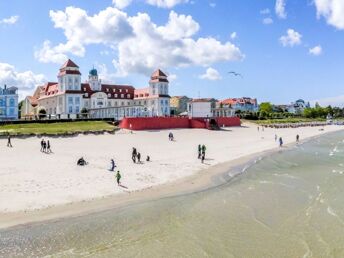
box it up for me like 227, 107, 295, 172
60, 59, 79, 69
220, 97, 257, 105
150, 69, 169, 83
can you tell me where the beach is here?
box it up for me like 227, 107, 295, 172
0, 123, 343, 229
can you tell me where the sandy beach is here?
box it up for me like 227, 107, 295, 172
0, 123, 343, 228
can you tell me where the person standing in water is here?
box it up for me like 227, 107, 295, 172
279, 137, 283, 147
7, 135, 12, 148
116, 171, 121, 185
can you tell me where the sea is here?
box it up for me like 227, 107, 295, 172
1, 131, 344, 257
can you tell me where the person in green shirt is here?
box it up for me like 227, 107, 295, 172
116, 171, 121, 185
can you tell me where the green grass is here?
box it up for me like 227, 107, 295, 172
250, 117, 327, 125
0, 121, 115, 135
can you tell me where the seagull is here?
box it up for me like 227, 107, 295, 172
228, 71, 243, 78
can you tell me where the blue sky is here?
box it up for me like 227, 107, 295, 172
0, 0, 344, 106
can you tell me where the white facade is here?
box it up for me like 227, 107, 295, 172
188, 101, 212, 118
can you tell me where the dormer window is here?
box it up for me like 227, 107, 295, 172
113, 89, 116, 93
106, 88, 109, 92
84, 87, 87, 91
119, 89, 122, 93
126, 89, 128, 93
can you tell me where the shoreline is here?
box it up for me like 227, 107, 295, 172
1, 127, 341, 231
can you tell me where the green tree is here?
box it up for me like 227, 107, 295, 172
259, 102, 273, 113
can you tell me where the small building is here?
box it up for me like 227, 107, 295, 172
187, 99, 214, 118
287, 99, 310, 114
220, 97, 258, 112
21, 86, 42, 119
0, 85, 19, 120
170, 96, 191, 115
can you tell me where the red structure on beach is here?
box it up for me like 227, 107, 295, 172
120, 117, 241, 131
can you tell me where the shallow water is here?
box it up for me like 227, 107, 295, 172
2, 131, 344, 257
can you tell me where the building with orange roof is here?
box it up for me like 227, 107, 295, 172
23, 59, 171, 120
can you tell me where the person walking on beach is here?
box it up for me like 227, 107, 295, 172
47, 140, 51, 153
202, 144, 206, 157
201, 153, 205, 163
7, 135, 12, 148
109, 159, 116, 171
137, 152, 141, 163
198, 144, 202, 159
275, 134, 278, 142
132, 147, 137, 163
40, 139, 45, 152
146, 155, 150, 162
296, 134, 300, 143
279, 137, 283, 147
116, 171, 121, 185
43, 140, 47, 153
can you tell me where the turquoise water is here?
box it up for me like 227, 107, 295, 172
2, 131, 344, 257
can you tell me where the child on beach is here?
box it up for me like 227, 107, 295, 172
116, 171, 121, 185
47, 140, 51, 153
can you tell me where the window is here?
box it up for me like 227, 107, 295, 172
9, 98, 15, 107
75, 106, 80, 113
119, 89, 122, 93
121, 94, 124, 98
108, 101, 111, 107
113, 89, 116, 93
68, 97, 73, 104
127, 102, 130, 106
126, 89, 128, 93
160, 100, 164, 105
85, 93, 89, 97
68, 78, 72, 83
121, 102, 124, 106
75, 78, 78, 84
9, 108, 14, 116
127, 94, 131, 98
165, 100, 168, 105
114, 94, 118, 98
75, 97, 80, 105
114, 102, 118, 106
69, 106, 73, 113
108, 93, 111, 98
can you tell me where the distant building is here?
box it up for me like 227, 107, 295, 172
220, 97, 258, 112
170, 96, 191, 115
188, 99, 213, 118
287, 99, 310, 114
21, 86, 42, 119
23, 59, 170, 120
274, 99, 310, 115
0, 85, 19, 120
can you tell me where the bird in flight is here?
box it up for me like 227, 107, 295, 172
228, 71, 243, 78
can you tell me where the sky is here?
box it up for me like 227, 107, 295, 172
0, 0, 344, 106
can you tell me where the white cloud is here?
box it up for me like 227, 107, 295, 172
260, 8, 271, 15
36, 7, 244, 76
263, 17, 273, 25
146, 0, 189, 8
279, 29, 302, 47
0, 62, 46, 99
168, 73, 177, 82
315, 0, 344, 30
0, 15, 19, 25
309, 45, 322, 56
230, 32, 237, 40
199, 67, 222, 81
275, 0, 287, 19
157, 11, 200, 40
113, 0, 133, 9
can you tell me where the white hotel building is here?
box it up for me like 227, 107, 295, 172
25, 59, 170, 119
